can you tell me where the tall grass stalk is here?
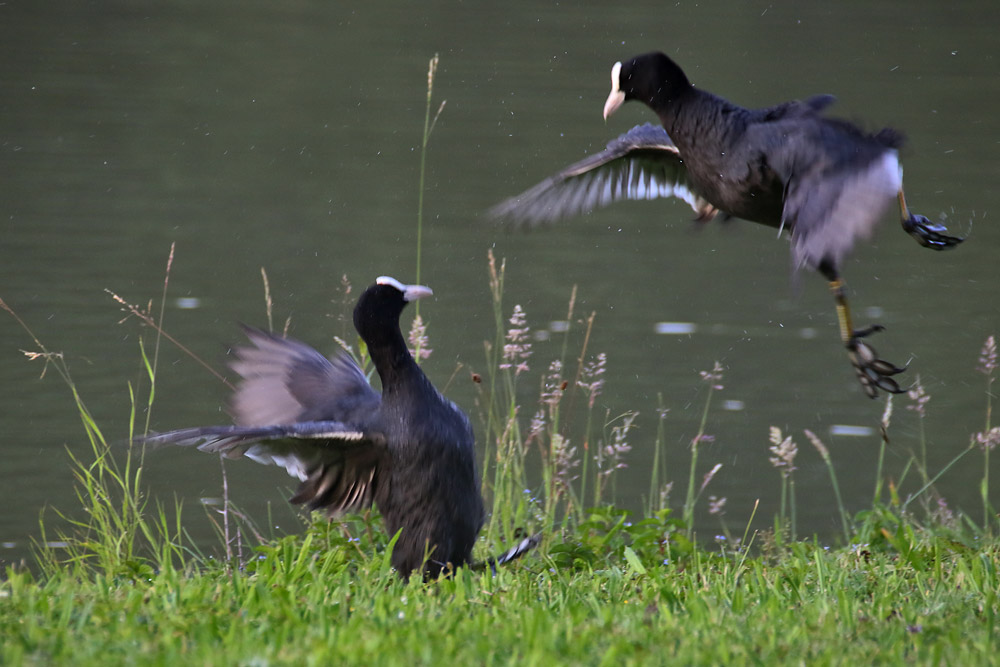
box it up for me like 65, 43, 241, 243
591, 411, 636, 509
982, 444, 991, 533
140, 242, 175, 433
481, 250, 506, 490
872, 396, 893, 505
410, 53, 446, 366
647, 394, 669, 515
558, 285, 578, 377
906, 378, 932, 486
805, 429, 851, 543
900, 441, 977, 513
572, 313, 598, 519
538, 362, 565, 531
980, 436, 997, 535
977, 335, 997, 533
682, 363, 723, 538
768, 427, 799, 541
479, 253, 533, 546
415, 53, 445, 295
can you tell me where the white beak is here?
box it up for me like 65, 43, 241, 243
603, 61, 625, 120
376, 276, 433, 302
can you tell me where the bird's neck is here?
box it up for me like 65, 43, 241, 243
368, 335, 421, 390
646, 82, 695, 127
661, 88, 744, 152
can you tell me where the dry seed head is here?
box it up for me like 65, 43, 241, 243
978, 335, 997, 377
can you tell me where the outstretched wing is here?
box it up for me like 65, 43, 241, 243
144, 328, 388, 516
489, 123, 716, 227
138, 421, 387, 516
229, 326, 379, 427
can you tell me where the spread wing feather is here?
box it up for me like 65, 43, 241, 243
138, 327, 389, 516
489, 123, 716, 227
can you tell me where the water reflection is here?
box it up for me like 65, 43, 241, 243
1, 1, 997, 564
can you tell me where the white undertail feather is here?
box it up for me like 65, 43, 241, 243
493, 533, 541, 565
791, 151, 903, 271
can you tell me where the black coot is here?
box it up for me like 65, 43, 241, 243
141, 276, 534, 578
491, 52, 963, 398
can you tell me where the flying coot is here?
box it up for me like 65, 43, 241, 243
139, 276, 536, 578
491, 52, 963, 398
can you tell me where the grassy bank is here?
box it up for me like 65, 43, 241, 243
2, 510, 998, 664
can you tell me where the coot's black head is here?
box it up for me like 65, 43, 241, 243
353, 276, 433, 349
603, 52, 692, 120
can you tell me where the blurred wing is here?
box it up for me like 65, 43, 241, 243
229, 326, 379, 427
138, 421, 387, 516
787, 151, 902, 271
759, 94, 836, 121
489, 123, 716, 227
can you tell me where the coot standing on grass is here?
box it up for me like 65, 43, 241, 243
139, 276, 536, 578
491, 52, 963, 398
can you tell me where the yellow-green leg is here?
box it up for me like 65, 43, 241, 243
828, 277, 855, 345
822, 266, 907, 399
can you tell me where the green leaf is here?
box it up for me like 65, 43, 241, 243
623, 546, 647, 575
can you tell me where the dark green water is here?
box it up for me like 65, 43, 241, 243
2, 1, 997, 563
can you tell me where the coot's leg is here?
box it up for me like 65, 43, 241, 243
897, 189, 964, 250
819, 262, 907, 399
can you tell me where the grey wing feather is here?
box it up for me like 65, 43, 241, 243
489, 124, 716, 228
759, 94, 836, 121
785, 150, 902, 271
229, 326, 379, 427
137, 421, 387, 516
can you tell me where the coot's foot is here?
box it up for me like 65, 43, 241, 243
902, 212, 965, 250
846, 325, 908, 399
897, 190, 964, 250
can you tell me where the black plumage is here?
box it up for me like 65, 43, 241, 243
491, 52, 963, 398
140, 276, 534, 578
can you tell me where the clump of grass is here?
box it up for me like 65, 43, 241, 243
2, 255, 188, 581
474, 249, 657, 552
5, 515, 1000, 664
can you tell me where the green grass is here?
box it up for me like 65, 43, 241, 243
2, 511, 998, 664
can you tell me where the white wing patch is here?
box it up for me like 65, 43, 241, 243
244, 445, 311, 481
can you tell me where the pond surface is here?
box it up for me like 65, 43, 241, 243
2, 1, 997, 564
